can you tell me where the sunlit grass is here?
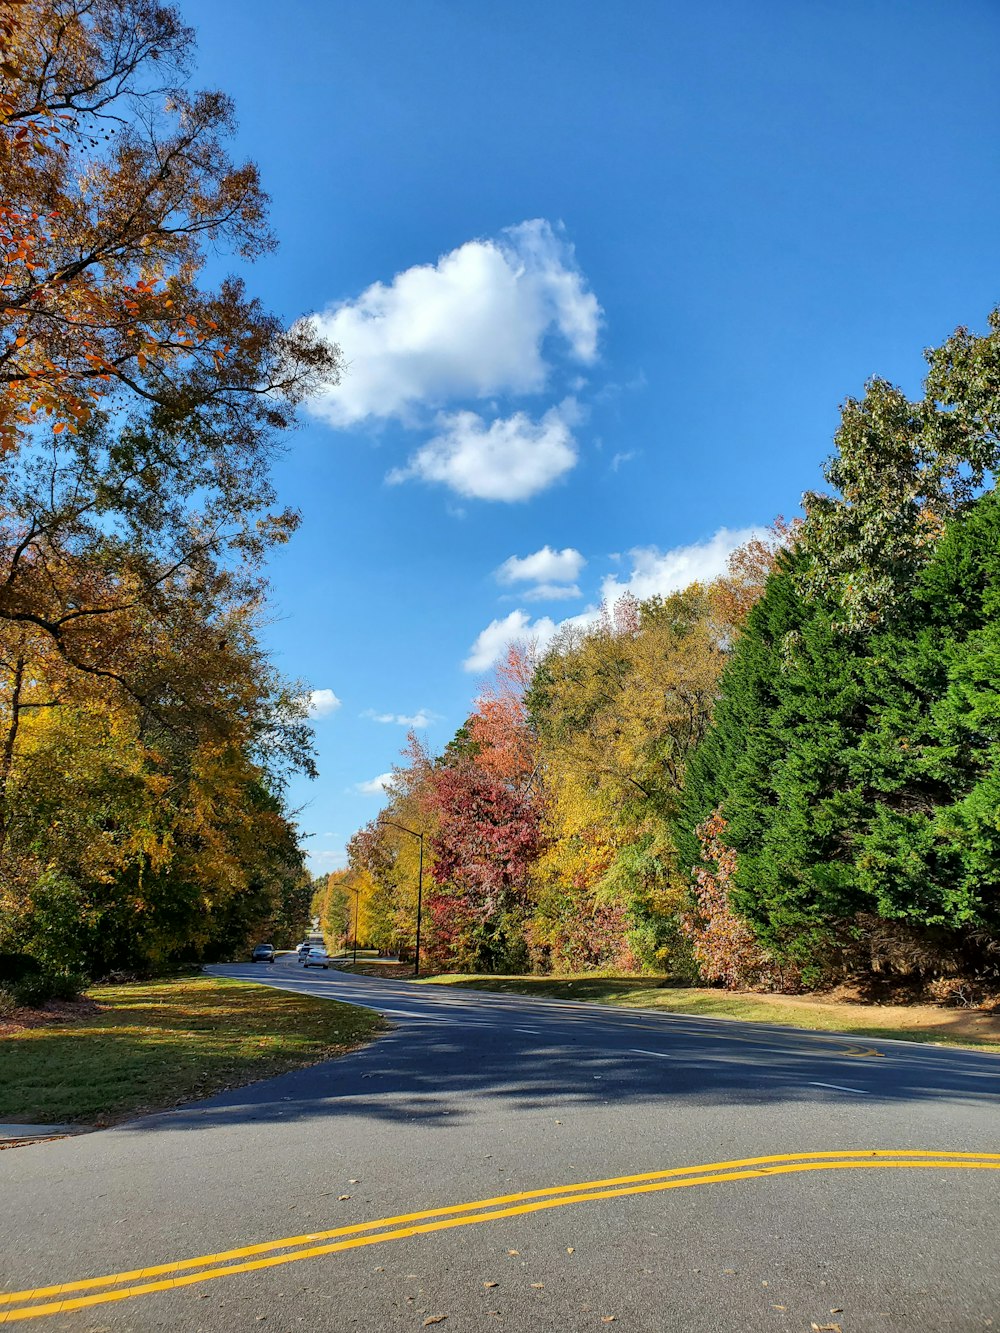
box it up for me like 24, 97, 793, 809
0, 974, 384, 1125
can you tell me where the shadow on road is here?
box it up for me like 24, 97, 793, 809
122, 968, 1000, 1137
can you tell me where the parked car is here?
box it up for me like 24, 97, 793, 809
302, 947, 330, 970
251, 943, 275, 963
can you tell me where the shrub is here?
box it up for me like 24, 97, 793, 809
0, 952, 42, 985
3, 967, 88, 1008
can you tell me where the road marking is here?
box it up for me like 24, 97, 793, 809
630, 1049, 672, 1059
2, 1151, 998, 1322
810, 1082, 872, 1096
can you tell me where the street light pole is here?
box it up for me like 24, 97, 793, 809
349, 885, 360, 966
378, 818, 425, 978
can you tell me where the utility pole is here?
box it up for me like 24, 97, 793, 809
350, 884, 360, 966
378, 819, 425, 977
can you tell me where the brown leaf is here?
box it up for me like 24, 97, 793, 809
338, 1194, 351, 1200
484, 1281, 498, 1288
566, 1247, 575, 1254
423, 1318, 447, 1327
810, 1324, 842, 1332
830, 1311, 844, 1315
507, 1250, 519, 1256
531, 1282, 544, 1289
602, 1318, 616, 1324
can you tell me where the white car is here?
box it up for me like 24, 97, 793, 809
302, 947, 330, 969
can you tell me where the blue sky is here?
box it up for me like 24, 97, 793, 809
181, 0, 1000, 874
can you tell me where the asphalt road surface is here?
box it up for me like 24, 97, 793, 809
2, 958, 999, 1332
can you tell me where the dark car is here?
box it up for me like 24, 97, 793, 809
251, 943, 275, 963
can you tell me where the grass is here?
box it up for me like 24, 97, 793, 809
0, 973, 385, 1126
416, 973, 1000, 1052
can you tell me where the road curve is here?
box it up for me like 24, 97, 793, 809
1, 957, 998, 1331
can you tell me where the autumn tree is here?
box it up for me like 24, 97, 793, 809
0, 0, 339, 716
0, 1, 335, 974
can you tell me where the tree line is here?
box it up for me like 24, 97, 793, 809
0, 0, 339, 993
332, 312, 1000, 1000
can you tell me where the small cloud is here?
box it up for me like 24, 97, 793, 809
305, 688, 341, 719
599, 527, 768, 603
356, 772, 394, 795
389, 401, 578, 502
520, 582, 582, 602
362, 708, 438, 728
308, 848, 348, 870
463, 610, 559, 673
496, 545, 585, 586
610, 450, 637, 472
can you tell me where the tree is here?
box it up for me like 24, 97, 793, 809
800, 313, 1000, 630
0, 0, 339, 737
679, 311, 1000, 987
0, 1, 333, 974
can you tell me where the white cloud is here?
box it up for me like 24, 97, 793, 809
599, 527, 767, 604
356, 772, 395, 795
496, 545, 585, 586
464, 527, 768, 674
307, 220, 600, 428
521, 582, 582, 602
463, 610, 560, 673
363, 708, 437, 728
610, 450, 637, 472
389, 402, 578, 502
305, 688, 341, 719
307, 848, 348, 871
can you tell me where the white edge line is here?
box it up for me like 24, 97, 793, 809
809, 1081, 872, 1096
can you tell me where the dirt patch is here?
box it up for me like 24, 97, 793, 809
334, 960, 416, 979
0, 997, 103, 1037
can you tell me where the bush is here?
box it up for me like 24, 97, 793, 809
2, 967, 88, 1008
0, 952, 42, 985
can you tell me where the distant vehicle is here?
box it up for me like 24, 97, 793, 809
251, 943, 275, 963
302, 947, 330, 970
296, 941, 310, 957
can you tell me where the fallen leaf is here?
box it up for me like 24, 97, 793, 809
566, 1247, 575, 1254
831, 1310, 844, 1315
349, 1178, 360, 1184
508, 1250, 519, 1257
602, 1318, 616, 1324
338, 1194, 351, 1201
810, 1325, 842, 1332
531, 1283, 544, 1289
484, 1281, 498, 1288
772, 1306, 787, 1312
423, 1318, 447, 1326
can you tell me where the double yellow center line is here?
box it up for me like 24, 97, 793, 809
2, 1149, 998, 1323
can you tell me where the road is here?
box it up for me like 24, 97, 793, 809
1, 958, 999, 1332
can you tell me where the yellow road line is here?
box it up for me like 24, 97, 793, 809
1, 1151, 998, 1323
2, 1149, 991, 1306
